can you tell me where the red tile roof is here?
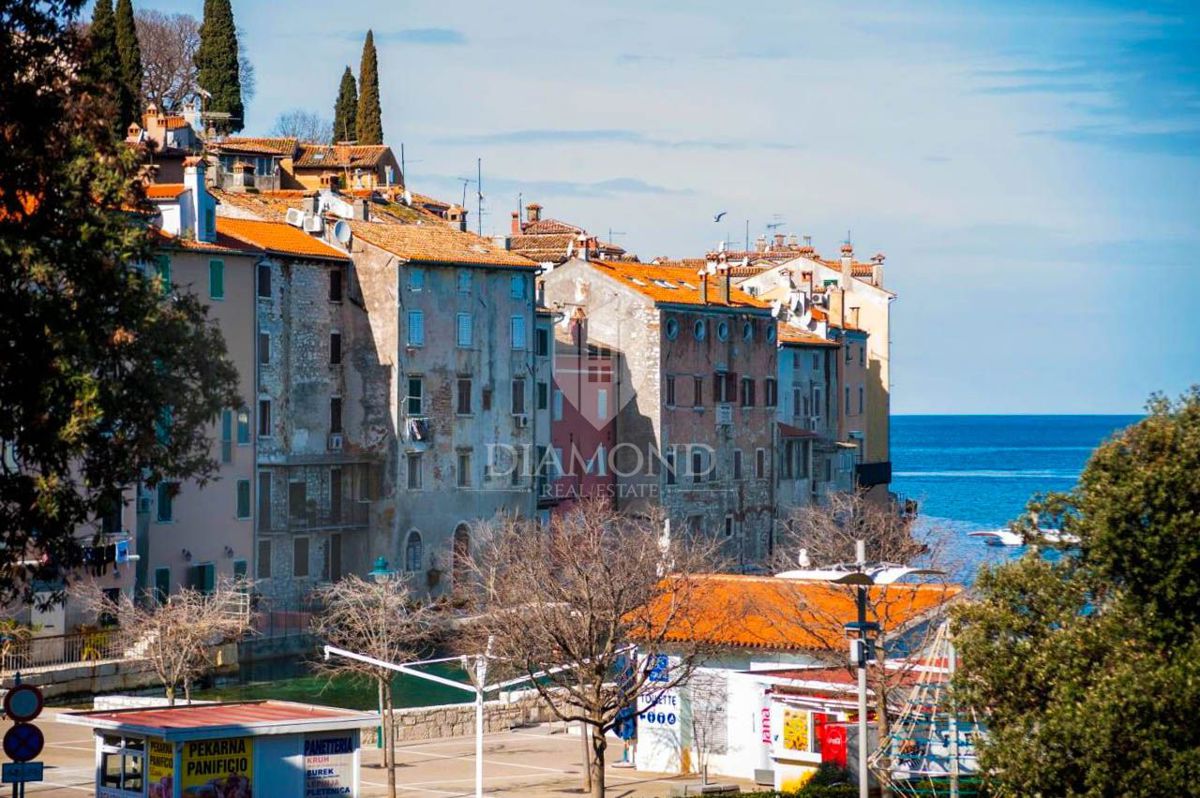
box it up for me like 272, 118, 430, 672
294, 144, 392, 169
145, 183, 187, 200
349, 221, 536, 268
150, 227, 257, 255
778, 325, 839, 347
62, 701, 374, 734
592, 261, 769, 309
213, 137, 299, 156
216, 217, 349, 261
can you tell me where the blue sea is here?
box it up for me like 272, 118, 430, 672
892, 415, 1141, 580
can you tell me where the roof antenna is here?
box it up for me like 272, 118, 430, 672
477, 157, 483, 237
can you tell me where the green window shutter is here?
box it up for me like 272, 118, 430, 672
209, 259, 225, 299
221, 410, 233, 463
236, 407, 250, 445
156, 254, 171, 296
154, 567, 170, 603
202, 563, 215, 594
233, 559, 248, 580
236, 479, 250, 519
156, 482, 173, 522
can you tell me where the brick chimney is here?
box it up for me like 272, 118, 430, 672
773, 233, 785, 249
446, 204, 467, 232
755, 235, 767, 253
870, 252, 886, 288
719, 260, 731, 305
699, 268, 709, 304
840, 242, 854, 289
511, 211, 521, 235
526, 203, 542, 223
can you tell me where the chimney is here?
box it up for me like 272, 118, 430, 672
492, 235, 510, 251
446, 205, 467, 232
353, 197, 370, 222
840, 242, 854, 289
719, 261, 731, 305
773, 233, 785, 249
870, 252, 886, 288
511, 211, 521, 235
183, 156, 214, 242
755, 235, 767, 253
699, 269, 709, 304
526, 202, 542, 223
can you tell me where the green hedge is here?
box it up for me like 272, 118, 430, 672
669, 765, 857, 798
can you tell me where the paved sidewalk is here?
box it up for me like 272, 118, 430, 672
16, 714, 754, 796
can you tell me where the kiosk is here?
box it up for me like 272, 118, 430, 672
58, 700, 376, 798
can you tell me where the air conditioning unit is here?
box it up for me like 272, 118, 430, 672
285, 208, 305, 228
327, 433, 343, 451
303, 213, 324, 233
811, 293, 828, 307
514, 414, 529, 429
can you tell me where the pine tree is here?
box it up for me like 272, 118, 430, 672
356, 30, 383, 145
195, 0, 244, 134
114, 0, 142, 126
88, 0, 132, 134
332, 66, 358, 143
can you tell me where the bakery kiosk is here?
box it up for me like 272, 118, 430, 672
57, 700, 377, 798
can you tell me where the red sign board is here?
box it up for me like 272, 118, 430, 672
821, 722, 848, 768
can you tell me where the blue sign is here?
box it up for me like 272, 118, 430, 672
2, 761, 44, 784
648, 655, 669, 683
115, 539, 130, 564
2, 724, 44, 762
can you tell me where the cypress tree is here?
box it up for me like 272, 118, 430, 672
332, 66, 358, 143
196, 0, 244, 134
115, 0, 143, 126
356, 30, 383, 145
88, 0, 132, 134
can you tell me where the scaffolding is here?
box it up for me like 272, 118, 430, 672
869, 624, 985, 797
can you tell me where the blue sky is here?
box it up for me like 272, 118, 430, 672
132, 0, 1199, 413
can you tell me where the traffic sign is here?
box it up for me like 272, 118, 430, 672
2, 723, 44, 762
3, 684, 44, 723
1, 761, 43, 784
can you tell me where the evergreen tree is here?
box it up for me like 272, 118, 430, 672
356, 30, 383, 145
114, 0, 142, 126
332, 66, 358, 143
195, 0, 244, 134
87, 0, 132, 134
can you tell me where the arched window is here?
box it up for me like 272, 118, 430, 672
404, 530, 423, 572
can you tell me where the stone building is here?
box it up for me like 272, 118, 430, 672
540, 258, 778, 566
208, 138, 402, 193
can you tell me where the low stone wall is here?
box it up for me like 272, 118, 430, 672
361, 692, 559, 744
2, 657, 164, 702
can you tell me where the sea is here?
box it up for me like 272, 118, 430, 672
892, 414, 1141, 581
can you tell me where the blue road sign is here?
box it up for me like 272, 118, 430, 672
1, 761, 43, 784
2, 723, 44, 762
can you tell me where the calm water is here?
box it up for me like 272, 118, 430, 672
893, 414, 1140, 578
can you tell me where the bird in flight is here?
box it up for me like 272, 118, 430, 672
713, 211, 727, 223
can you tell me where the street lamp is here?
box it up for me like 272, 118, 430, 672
776, 540, 944, 798
367, 556, 396, 582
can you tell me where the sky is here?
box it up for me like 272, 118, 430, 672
128, 0, 1199, 413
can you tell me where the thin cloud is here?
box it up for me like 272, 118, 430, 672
370, 28, 466, 45
420, 173, 691, 199
442, 128, 798, 151
1026, 126, 1200, 156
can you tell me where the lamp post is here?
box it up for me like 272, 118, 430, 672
776, 540, 944, 798
367, 556, 396, 582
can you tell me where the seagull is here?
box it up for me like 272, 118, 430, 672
797, 548, 811, 568
713, 211, 727, 223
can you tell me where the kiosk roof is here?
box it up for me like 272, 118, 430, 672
58, 700, 376, 741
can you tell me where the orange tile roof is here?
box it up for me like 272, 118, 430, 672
294, 144, 392, 169
778, 324, 838, 347
349, 221, 536, 268
145, 183, 187, 200
591, 261, 769, 309
213, 137, 298, 156
216, 217, 348, 261
150, 227, 257, 255
645, 574, 960, 652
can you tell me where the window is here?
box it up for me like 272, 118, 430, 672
793, 388, 803, 418
813, 353, 820, 370
257, 263, 271, 298
858, 386, 865, 414
407, 377, 423, 415
782, 441, 796, 479
766, 325, 776, 343
208, 259, 224, 299
666, 376, 676, 406
288, 481, 307, 523
456, 313, 473, 348
765, 378, 778, 407
235, 479, 250, 519
845, 343, 852, 362
293, 536, 310, 578
813, 386, 824, 420
512, 447, 525, 485
457, 378, 472, 415
511, 378, 526, 414
258, 471, 272, 530
743, 321, 754, 341
258, 331, 270, 365
691, 449, 705, 484
665, 318, 680, 340
329, 268, 344, 302
845, 386, 852, 414
511, 315, 527, 349
409, 268, 425, 291
407, 453, 422, 489
714, 371, 737, 403
755, 448, 767, 479
330, 332, 342, 365
693, 376, 704, 406
457, 451, 472, 488
510, 274, 527, 299
553, 388, 563, 422
154, 567, 170, 603
740, 376, 756, 407
155, 255, 171, 296
405, 531, 423, 571
257, 540, 271, 579
220, 410, 232, 463
236, 407, 250, 445
407, 310, 425, 346
717, 320, 730, 341
733, 449, 743, 480
99, 736, 145, 793
457, 270, 472, 293
724, 515, 735, 538
330, 468, 342, 523
329, 396, 342, 434
694, 319, 706, 341
597, 388, 608, 420
258, 399, 272, 437
860, 344, 866, 366
156, 482, 174, 523
535, 327, 550, 357
482, 387, 493, 411
537, 381, 549, 410
665, 449, 677, 485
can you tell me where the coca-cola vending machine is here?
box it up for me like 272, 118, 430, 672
819, 720, 848, 768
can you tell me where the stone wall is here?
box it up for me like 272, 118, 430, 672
361, 693, 559, 744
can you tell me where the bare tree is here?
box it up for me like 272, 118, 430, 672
269, 109, 333, 144
135, 10, 255, 114
773, 491, 963, 796
464, 501, 726, 798
311, 575, 439, 798
74, 580, 253, 705
688, 669, 729, 785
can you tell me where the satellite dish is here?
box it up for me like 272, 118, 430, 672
771, 300, 784, 318
333, 220, 352, 245
402, 189, 413, 206
705, 262, 717, 276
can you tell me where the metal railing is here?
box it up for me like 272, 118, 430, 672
0, 630, 129, 674
267, 501, 371, 533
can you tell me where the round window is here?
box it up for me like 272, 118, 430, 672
717, 321, 730, 341
743, 321, 754, 341
665, 318, 680, 340
694, 319, 707, 341
766, 324, 777, 343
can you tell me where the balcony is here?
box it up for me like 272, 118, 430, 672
855, 460, 892, 487
271, 500, 371, 533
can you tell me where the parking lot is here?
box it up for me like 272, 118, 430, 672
10, 714, 751, 796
